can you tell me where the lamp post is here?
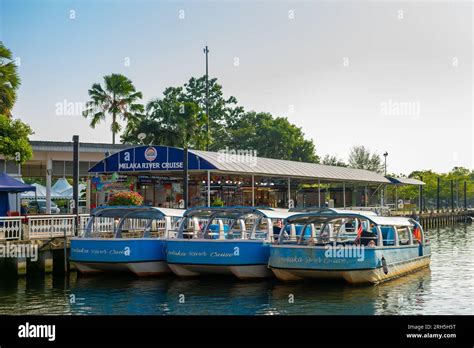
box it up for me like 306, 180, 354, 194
204, 46, 210, 151
382, 152, 388, 207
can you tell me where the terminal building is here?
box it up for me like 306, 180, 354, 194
0, 141, 424, 213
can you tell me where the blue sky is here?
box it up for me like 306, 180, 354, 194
1, 0, 472, 174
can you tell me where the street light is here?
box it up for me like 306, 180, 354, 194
383, 152, 388, 176
203, 45, 210, 151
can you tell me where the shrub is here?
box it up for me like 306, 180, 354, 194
108, 191, 143, 206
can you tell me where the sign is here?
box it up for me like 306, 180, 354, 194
88, 146, 217, 174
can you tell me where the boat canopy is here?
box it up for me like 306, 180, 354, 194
286, 211, 414, 227
182, 206, 291, 220
289, 207, 377, 216
91, 206, 185, 219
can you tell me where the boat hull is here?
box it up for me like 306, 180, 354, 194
269, 244, 431, 284
166, 239, 273, 279
70, 238, 171, 276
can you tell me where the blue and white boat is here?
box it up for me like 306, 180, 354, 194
70, 206, 184, 276
165, 207, 291, 279
269, 210, 431, 284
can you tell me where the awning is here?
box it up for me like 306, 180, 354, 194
88, 145, 391, 184
386, 177, 425, 185
0, 172, 36, 193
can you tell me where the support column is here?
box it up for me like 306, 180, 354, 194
365, 185, 368, 207
451, 179, 454, 212
419, 177, 423, 214
343, 181, 346, 208
318, 179, 321, 208
287, 177, 291, 208
207, 171, 211, 207
46, 156, 52, 214
395, 185, 398, 211
464, 181, 467, 210
251, 175, 255, 207
437, 177, 440, 213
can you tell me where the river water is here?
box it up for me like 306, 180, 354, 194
0, 225, 472, 315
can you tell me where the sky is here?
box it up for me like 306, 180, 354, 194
0, 0, 472, 175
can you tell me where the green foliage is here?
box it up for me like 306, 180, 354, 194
108, 191, 144, 206
220, 111, 319, 162
121, 76, 319, 162
388, 167, 474, 208
211, 197, 225, 207
0, 42, 21, 116
348, 145, 383, 173
83, 74, 144, 144
0, 114, 33, 164
322, 154, 347, 167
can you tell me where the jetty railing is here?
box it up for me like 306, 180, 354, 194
27, 215, 76, 239
0, 216, 23, 240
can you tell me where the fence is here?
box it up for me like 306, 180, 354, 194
27, 215, 76, 239
0, 216, 22, 240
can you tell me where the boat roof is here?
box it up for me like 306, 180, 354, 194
289, 207, 378, 216
183, 206, 292, 219
286, 211, 414, 227
91, 206, 185, 219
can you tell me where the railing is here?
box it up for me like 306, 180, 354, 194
27, 215, 76, 239
0, 216, 22, 240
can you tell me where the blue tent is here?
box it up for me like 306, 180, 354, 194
0, 172, 36, 216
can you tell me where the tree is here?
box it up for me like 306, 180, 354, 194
83, 74, 144, 144
121, 88, 208, 149
223, 112, 319, 162
0, 114, 33, 164
182, 76, 244, 146
348, 146, 383, 173
322, 154, 347, 167
0, 42, 21, 116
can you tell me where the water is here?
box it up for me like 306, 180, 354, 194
1, 225, 473, 315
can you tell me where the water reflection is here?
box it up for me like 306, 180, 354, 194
0, 225, 472, 315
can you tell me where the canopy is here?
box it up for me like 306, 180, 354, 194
183, 206, 292, 219
91, 205, 185, 219
0, 172, 36, 193
52, 178, 72, 194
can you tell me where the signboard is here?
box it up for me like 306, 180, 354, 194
89, 146, 217, 174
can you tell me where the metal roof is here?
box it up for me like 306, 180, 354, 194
190, 149, 390, 184
387, 177, 425, 185
183, 206, 291, 219
286, 211, 414, 226
91, 206, 185, 218
30, 140, 130, 153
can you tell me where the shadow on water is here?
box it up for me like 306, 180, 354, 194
0, 224, 472, 315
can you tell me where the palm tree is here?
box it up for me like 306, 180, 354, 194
83, 74, 144, 144
0, 42, 21, 116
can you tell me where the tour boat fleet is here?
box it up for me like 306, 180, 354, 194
70, 205, 431, 284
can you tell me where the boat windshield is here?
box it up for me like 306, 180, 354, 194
81, 207, 183, 239
177, 208, 287, 241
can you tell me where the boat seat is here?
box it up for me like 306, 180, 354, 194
208, 224, 229, 239
380, 226, 396, 246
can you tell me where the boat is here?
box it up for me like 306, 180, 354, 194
70, 206, 184, 276
268, 210, 431, 284
165, 206, 292, 279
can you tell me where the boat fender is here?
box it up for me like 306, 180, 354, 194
381, 256, 388, 275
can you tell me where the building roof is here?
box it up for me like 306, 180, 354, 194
191, 149, 391, 184
386, 177, 425, 185
88, 145, 392, 184
30, 140, 130, 153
